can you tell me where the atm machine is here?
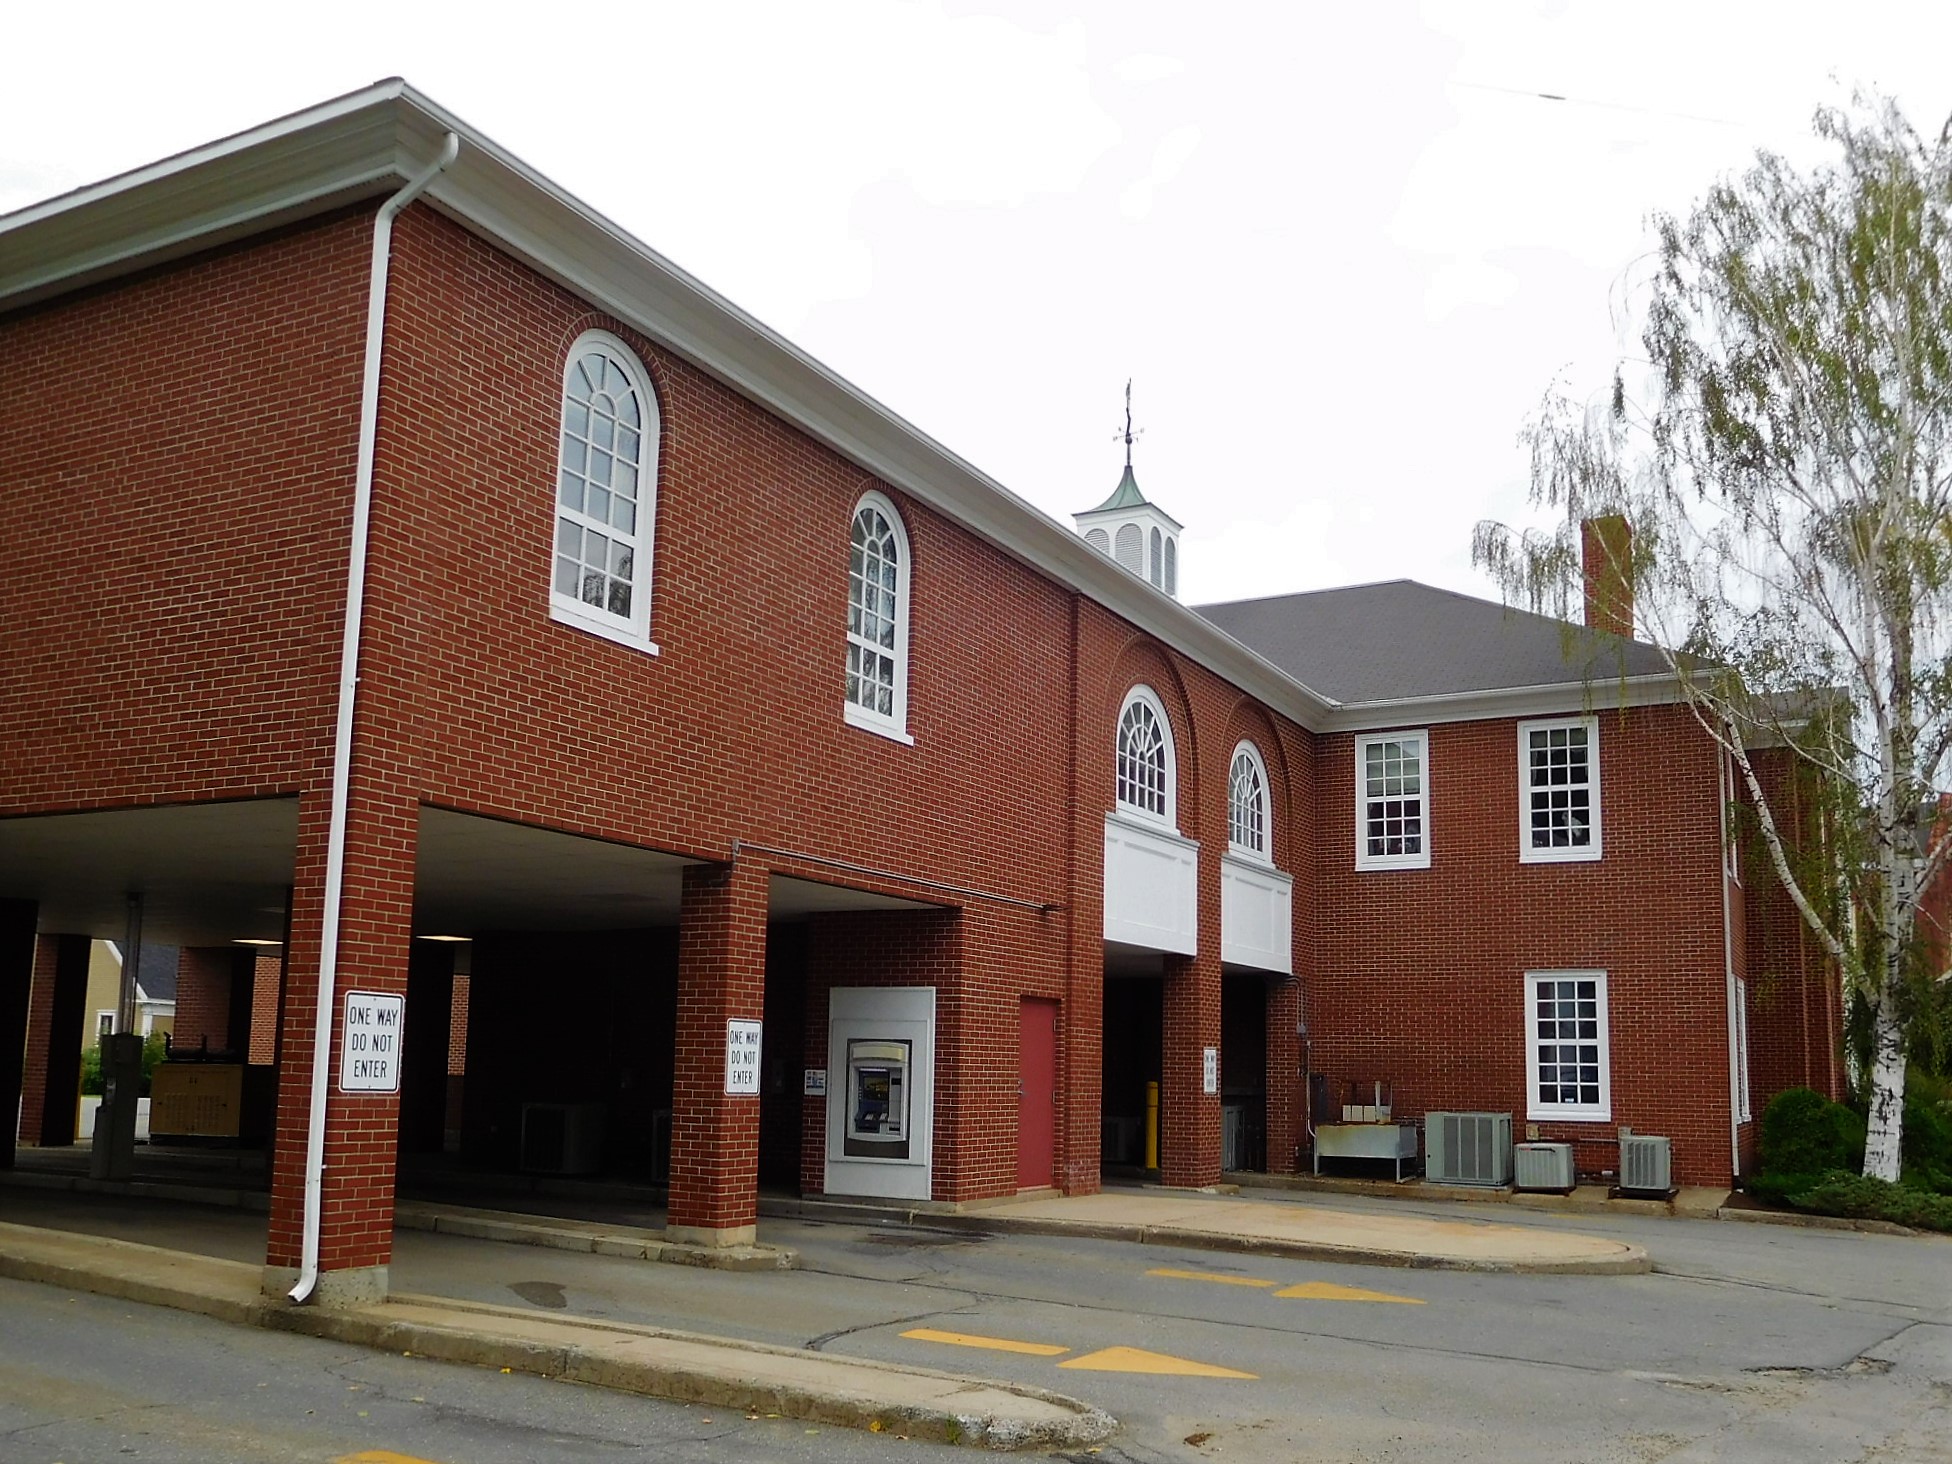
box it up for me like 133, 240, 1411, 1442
825, 987, 934, 1199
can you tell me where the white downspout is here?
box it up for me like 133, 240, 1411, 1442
291, 131, 459, 1305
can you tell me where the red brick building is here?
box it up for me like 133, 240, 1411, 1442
1, 83, 1837, 1304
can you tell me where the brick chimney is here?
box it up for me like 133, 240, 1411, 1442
1581, 514, 1633, 638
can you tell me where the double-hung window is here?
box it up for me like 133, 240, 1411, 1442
1355, 731, 1429, 870
1525, 970, 1611, 1120
552, 331, 660, 651
1518, 717, 1601, 862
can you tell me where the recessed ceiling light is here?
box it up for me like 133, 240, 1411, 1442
416, 934, 472, 943
233, 938, 282, 947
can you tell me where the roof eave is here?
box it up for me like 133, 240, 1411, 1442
1319, 672, 1685, 733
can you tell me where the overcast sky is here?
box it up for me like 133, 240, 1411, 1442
8, 2, 1952, 607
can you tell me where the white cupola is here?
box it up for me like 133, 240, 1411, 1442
1075, 382, 1181, 596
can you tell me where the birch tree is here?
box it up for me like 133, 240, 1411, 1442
1474, 98, 1952, 1183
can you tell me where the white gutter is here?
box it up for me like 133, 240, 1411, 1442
290, 130, 458, 1306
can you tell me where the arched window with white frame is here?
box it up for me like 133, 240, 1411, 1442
845, 491, 912, 740
551, 330, 660, 649
1228, 740, 1271, 860
1115, 685, 1177, 828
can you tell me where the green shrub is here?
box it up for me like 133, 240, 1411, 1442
77, 1032, 169, 1098
1903, 1085, 1952, 1193
1758, 1087, 1865, 1179
1789, 1170, 1952, 1232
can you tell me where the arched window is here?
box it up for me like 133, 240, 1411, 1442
845, 491, 911, 739
552, 331, 660, 648
1115, 685, 1177, 827
1228, 741, 1271, 860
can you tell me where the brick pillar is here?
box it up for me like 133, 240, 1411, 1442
264, 785, 416, 1305
1266, 978, 1301, 1174
668, 861, 768, 1246
0, 901, 37, 1168
175, 947, 237, 1055
19, 935, 90, 1147
1160, 949, 1222, 1187
398, 939, 453, 1156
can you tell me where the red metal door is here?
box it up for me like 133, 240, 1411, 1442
1018, 997, 1059, 1189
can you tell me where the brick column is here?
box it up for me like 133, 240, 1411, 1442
668, 860, 768, 1246
1266, 977, 1301, 1174
1160, 949, 1222, 1187
19, 935, 89, 1147
174, 947, 237, 1054
0, 901, 37, 1168
264, 785, 416, 1305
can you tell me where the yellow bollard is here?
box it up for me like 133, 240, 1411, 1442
1145, 1080, 1160, 1171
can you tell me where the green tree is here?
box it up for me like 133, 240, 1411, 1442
1474, 98, 1952, 1183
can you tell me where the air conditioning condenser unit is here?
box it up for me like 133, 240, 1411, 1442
1424, 1111, 1512, 1186
1619, 1134, 1673, 1196
1512, 1141, 1575, 1193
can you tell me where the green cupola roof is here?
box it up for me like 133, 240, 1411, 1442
1087, 462, 1150, 514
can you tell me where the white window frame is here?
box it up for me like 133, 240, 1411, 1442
1355, 730, 1430, 871
550, 330, 661, 654
1517, 717, 1602, 864
96, 1010, 116, 1040
1227, 739, 1273, 863
1115, 685, 1178, 831
843, 490, 914, 745
1525, 969, 1612, 1121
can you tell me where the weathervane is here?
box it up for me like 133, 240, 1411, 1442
1113, 379, 1143, 468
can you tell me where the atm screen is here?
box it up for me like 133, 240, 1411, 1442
844, 1039, 912, 1156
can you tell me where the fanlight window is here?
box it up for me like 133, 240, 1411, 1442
553, 333, 658, 643
1229, 743, 1269, 857
1116, 690, 1174, 823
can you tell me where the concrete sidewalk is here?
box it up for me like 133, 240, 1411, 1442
0, 1220, 1113, 1452
782, 1186, 1651, 1274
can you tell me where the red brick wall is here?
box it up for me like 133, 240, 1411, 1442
1308, 705, 1740, 1186
173, 947, 234, 1054
1742, 749, 1845, 1113
0, 213, 370, 814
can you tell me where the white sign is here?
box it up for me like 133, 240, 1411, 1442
1202, 1046, 1218, 1096
803, 1068, 827, 1096
726, 1019, 763, 1095
340, 991, 404, 1094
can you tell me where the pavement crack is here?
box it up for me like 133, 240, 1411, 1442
803, 1305, 975, 1353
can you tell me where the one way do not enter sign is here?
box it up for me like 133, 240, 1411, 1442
339, 990, 404, 1094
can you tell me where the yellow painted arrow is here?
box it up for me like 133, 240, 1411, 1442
901, 1328, 1069, 1356
1059, 1346, 1256, 1378
1274, 1281, 1425, 1304
1146, 1266, 1280, 1288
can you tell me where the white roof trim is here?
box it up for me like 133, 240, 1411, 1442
1320, 673, 1684, 733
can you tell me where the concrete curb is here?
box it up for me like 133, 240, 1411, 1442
0, 1224, 1115, 1452
394, 1202, 797, 1271
769, 1198, 1652, 1275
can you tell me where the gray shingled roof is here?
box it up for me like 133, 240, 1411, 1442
1193, 581, 1672, 705
135, 944, 178, 1001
